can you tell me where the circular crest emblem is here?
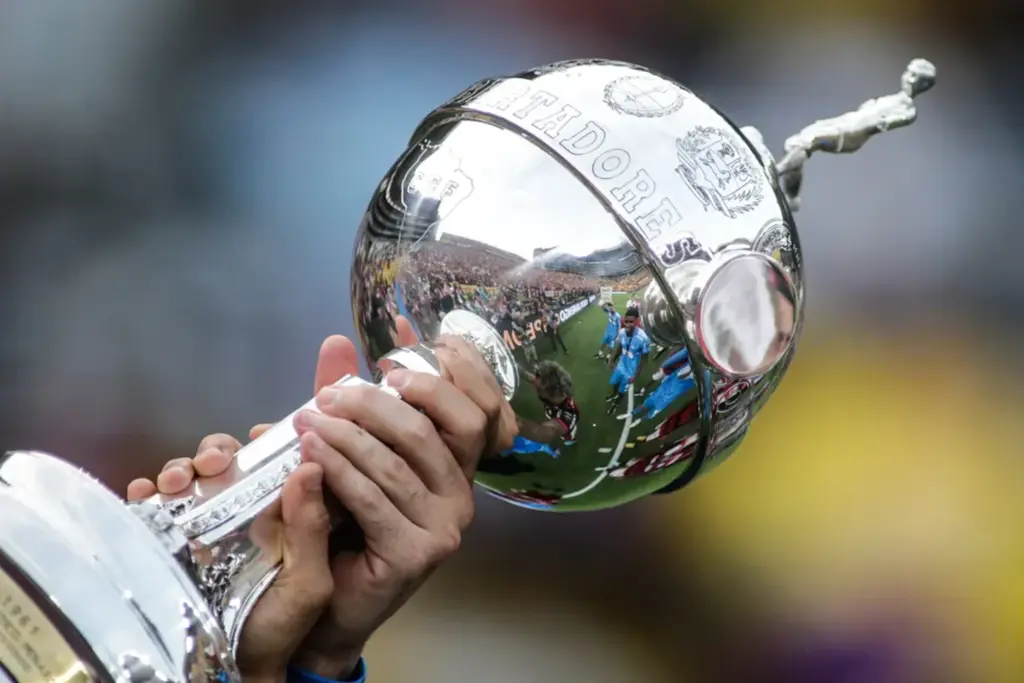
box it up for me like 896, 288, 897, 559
604, 75, 685, 118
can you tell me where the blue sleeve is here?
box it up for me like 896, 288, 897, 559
661, 348, 689, 370
288, 659, 367, 683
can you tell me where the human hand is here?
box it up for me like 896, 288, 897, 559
290, 343, 506, 676
289, 329, 511, 676
129, 449, 332, 682
128, 318, 514, 679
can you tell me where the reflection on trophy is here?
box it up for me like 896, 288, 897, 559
351, 57, 936, 509
0, 451, 237, 682
1, 58, 933, 681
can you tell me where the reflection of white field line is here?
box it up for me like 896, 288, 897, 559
563, 384, 633, 499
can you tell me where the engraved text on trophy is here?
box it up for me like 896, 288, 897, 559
465, 79, 686, 249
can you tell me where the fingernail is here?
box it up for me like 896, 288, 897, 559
156, 467, 186, 488
198, 447, 227, 460
294, 409, 319, 430
386, 369, 411, 390
315, 386, 341, 409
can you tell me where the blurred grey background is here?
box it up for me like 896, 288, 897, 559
3, 2, 1024, 681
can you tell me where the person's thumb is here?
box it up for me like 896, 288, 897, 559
279, 460, 334, 617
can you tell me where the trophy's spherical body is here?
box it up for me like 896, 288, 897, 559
0, 451, 238, 682
351, 60, 804, 511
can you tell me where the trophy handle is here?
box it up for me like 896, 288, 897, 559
768, 58, 936, 212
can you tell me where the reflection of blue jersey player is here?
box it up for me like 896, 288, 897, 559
503, 361, 580, 459
622, 348, 695, 425
605, 308, 649, 413
594, 303, 622, 360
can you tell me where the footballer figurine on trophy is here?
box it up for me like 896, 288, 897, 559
774, 57, 937, 211
0, 58, 934, 681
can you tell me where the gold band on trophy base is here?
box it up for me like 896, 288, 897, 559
0, 564, 92, 683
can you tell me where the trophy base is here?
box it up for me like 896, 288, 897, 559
0, 450, 238, 683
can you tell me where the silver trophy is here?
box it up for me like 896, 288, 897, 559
1, 58, 934, 682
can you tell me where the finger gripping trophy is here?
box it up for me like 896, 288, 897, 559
0, 58, 934, 682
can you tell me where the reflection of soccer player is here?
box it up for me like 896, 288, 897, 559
626, 295, 644, 330
594, 303, 622, 359
637, 348, 688, 395
511, 311, 539, 368
506, 361, 580, 458
621, 348, 694, 426
605, 308, 650, 414
543, 307, 569, 354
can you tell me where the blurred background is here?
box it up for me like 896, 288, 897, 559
3, 1, 1024, 681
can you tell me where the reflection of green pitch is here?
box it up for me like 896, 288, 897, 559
493, 293, 685, 511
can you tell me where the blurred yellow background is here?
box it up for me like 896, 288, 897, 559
2, 1, 1023, 681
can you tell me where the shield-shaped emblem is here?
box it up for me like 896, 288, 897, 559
676, 126, 764, 218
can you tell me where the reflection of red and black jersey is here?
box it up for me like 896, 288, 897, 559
543, 398, 580, 442
646, 400, 698, 442
506, 490, 563, 506
608, 435, 698, 479
713, 376, 762, 414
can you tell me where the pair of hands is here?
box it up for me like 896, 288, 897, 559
127, 329, 516, 682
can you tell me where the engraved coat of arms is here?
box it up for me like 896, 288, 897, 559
675, 126, 763, 218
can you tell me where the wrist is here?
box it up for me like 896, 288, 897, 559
292, 647, 364, 681
244, 671, 288, 683
288, 658, 366, 683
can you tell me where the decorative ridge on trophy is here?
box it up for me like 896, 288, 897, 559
1, 57, 935, 681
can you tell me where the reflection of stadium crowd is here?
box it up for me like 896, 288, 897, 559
353, 235, 655, 364
402, 240, 595, 323
356, 239, 603, 352
605, 271, 651, 294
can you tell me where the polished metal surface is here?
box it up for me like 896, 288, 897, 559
346, 57, 932, 512
0, 58, 933, 673
350, 57, 818, 512
159, 57, 930, 649
0, 450, 238, 682
347, 57, 933, 509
